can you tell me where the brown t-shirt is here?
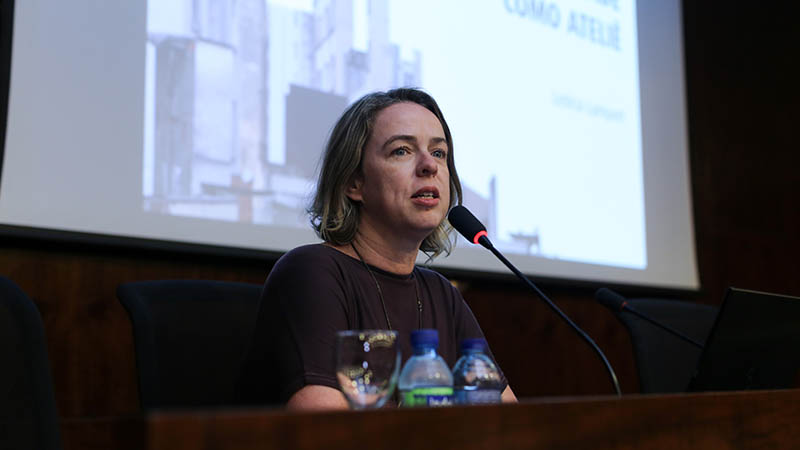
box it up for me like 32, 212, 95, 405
237, 244, 505, 405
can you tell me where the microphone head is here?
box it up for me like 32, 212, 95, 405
595, 288, 628, 312
447, 205, 488, 245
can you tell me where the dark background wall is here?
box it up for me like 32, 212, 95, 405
1, 2, 798, 418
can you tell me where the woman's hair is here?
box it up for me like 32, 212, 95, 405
309, 87, 463, 259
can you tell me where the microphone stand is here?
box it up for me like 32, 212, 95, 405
478, 235, 622, 397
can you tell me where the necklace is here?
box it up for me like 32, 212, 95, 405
350, 242, 423, 330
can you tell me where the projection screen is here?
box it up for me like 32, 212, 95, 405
0, 0, 698, 290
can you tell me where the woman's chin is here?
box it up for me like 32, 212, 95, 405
412, 218, 445, 237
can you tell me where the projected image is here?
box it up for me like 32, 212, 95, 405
142, 0, 646, 269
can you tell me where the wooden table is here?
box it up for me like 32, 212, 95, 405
62, 389, 800, 449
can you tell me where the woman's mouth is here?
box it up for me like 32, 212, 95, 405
411, 187, 440, 206
411, 187, 439, 199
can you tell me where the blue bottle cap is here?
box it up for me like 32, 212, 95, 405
460, 338, 488, 352
410, 329, 439, 348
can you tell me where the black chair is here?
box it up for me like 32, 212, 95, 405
0, 276, 62, 450
117, 280, 262, 410
606, 295, 719, 393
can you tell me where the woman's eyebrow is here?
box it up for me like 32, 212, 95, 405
382, 135, 447, 149
429, 137, 447, 147
382, 134, 417, 149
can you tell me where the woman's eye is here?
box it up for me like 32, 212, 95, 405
432, 149, 446, 158
392, 147, 409, 156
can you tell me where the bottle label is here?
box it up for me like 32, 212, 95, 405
401, 387, 454, 407
455, 389, 502, 405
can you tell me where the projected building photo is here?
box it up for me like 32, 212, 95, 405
142, 0, 435, 229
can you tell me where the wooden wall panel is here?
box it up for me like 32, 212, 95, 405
0, 239, 638, 417
0, 243, 271, 417
683, 2, 800, 304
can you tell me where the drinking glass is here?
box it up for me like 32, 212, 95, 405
335, 330, 400, 409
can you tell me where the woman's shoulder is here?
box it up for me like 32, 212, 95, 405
279, 242, 330, 259
269, 243, 356, 281
263, 244, 360, 303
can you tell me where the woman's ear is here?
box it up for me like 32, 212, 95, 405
345, 175, 364, 203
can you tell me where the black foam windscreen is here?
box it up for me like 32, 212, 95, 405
595, 288, 628, 311
447, 205, 486, 243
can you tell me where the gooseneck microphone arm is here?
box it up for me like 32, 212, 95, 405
595, 288, 705, 349
448, 206, 622, 397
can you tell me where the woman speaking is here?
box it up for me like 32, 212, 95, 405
238, 88, 516, 409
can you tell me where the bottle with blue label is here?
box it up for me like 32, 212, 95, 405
452, 338, 503, 405
397, 329, 454, 407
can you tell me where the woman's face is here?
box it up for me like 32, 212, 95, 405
347, 102, 451, 244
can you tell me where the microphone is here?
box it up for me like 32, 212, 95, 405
447, 205, 490, 247
448, 205, 621, 396
595, 288, 704, 349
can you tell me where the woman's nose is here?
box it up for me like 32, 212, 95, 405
417, 152, 438, 177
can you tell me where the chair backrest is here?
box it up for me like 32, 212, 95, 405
612, 297, 719, 393
116, 279, 262, 410
0, 276, 62, 450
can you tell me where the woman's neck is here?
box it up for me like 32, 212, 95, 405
329, 232, 420, 275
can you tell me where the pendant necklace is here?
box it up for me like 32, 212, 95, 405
350, 242, 423, 330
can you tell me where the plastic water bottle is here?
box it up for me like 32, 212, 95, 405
452, 338, 503, 405
397, 329, 454, 407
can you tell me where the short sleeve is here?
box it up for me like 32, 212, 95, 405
237, 245, 351, 404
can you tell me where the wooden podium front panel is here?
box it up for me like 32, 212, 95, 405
145, 390, 800, 449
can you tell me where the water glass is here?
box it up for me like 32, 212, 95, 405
335, 330, 400, 409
